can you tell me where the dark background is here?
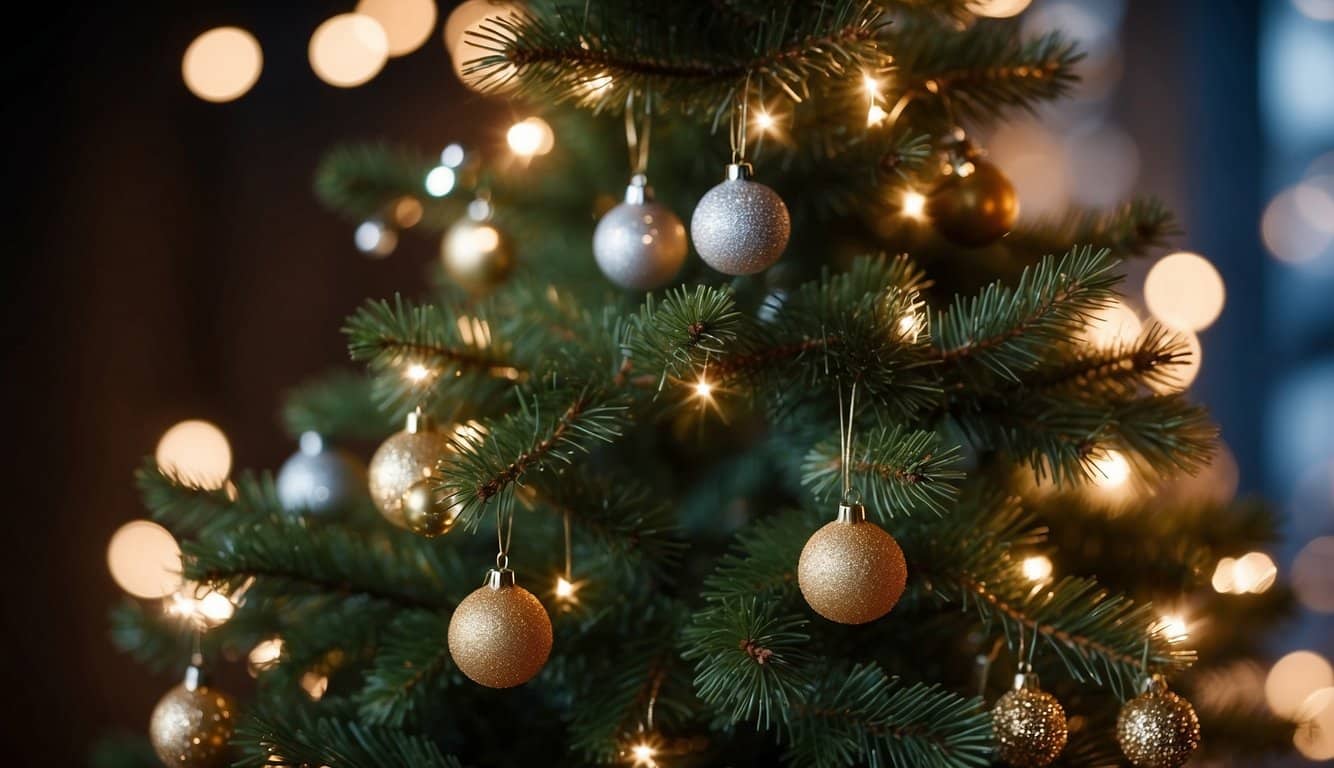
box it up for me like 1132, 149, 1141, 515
5, 2, 1329, 766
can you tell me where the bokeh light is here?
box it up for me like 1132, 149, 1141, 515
446, 0, 520, 90
1022, 555, 1053, 582
182, 27, 263, 103
248, 637, 284, 676
1294, 0, 1334, 22
309, 13, 390, 88
1089, 449, 1130, 488
355, 0, 437, 57
393, 196, 423, 228
1293, 536, 1334, 613
441, 143, 466, 167
969, 0, 1033, 18
1263, 180, 1334, 269
107, 521, 182, 599
1234, 551, 1279, 594
156, 419, 232, 489
1082, 299, 1142, 348
1212, 557, 1238, 594
1267, 650, 1334, 718
1144, 251, 1226, 331
355, 219, 397, 257
1295, 687, 1334, 760
425, 165, 456, 197
506, 117, 554, 157
1150, 329, 1201, 393
900, 190, 927, 219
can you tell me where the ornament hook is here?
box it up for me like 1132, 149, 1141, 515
625, 90, 653, 176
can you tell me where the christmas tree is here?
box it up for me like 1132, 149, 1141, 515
105, 2, 1301, 767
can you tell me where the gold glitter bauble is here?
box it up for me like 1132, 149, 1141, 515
149, 682, 237, 768
448, 571, 553, 688
402, 479, 461, 538
442, 217, 514, 292
1116, 677, 1201, 768
992, 682, 1068, 766
797, 505, 907, 625
368, 414, 452, 529
926, 159, 1018, 248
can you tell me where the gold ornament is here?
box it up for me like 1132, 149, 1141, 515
448, 569, 553, 688
926, 158, 1018, 248
368, 409, 452, 530
1116, 675, 1201, 768
797, 502, 907, 624
402, 478, 461, 538
149, 665, 237, 768
442, 202, 514, 292
992, 666, 1068, 767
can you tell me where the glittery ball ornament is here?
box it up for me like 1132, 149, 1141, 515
1116, 675, 1201, 768
276, 431, 365, 517
594, 174, 687, 289
797, 502, 907, 624
149, 667, 237, 768
442, 200, 514, 292
448, 569, 553, 688
992, 667, 1068, 767
401, 478, 461, 538
926, 158, 1018, 248
690, 163, 790, 275
368, 410, 452, 530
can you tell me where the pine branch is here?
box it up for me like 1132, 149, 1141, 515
315, 143, 454, 222
467, 2, 891, 118
997, 324, 1192, 400
802, 424, 964, 516
1006, 198, 1179, 261
233, 706, 462, 768
281, 370, 397, 442
355, 609, 453, 727
621, 285, 742, 387
137, 460, 277, 538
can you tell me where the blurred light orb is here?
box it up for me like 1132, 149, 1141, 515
1232, 551, 1278, 594
248, 637, 284, 676
354, 219, 397, 257
1211, 557, 1237, 594
1083, 299, 1142, 348
506, 117, 554, 157
1022, 555, 1053, 582
425, 165, 456, 197
900, 190, 927, 219
182, 27, 263, 103
1155, 613, 1189, 643
446, 0, 520, 90
156, 420, 232, 489
987, 119, 1069, 220
1151, 329, 1202, 393
107, 521, 182, 599
1295, 689, 1334, 760
393, 196, 424, 228
1267, 651, 1334, 718
169, 583, 237, 627
1065, 125, 1139, 208
441, 143, 466, 167
355, 0, 437, 57
309, 13, 389, 88
302, 671, 330, 700
1144, 251, 1226, 331
867, 104, 888, 127
1294, 536, 1334, 613
1090, 449, 1130, 488
1295, 0, 1334, 21
1263, 184, 1334, 267
969, 0, 1033, 18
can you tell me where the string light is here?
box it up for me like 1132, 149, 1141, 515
1267, 651, 1334, 718
355, 219, 397, 256
900, 189, 927, 219
1021, 555, 1053, 583
753, 110, 776, 132
404, 362, 432, 382
896, 313, 922, 341
1230, 551, 1278, 594
425, 165, 456, 197
247, 637, 284, 676
866, 104, 888, 127
507, 117, 555, 157
441, 143, 466, 168
1089, 449, 1130, 489
693, 377, 713, 399
629, 741, 658, 767
1144, 251, 1225, 331
355, 0, 436, 57
1154, 613, 1189, 644
862, 72, 880, 96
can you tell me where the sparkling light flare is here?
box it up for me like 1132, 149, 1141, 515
1022, 555, 1053, 583
900, 190, 927, 219
1154, 613, 1190, 644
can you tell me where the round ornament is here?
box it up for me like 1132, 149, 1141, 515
402, 478, 461, 538
992, 667, 1068, 767
442, 200, 514, 292
448, 569, 553, 688
368, 410, 452, 530
926, 158, 1018, 248
1116, 676, 1201, 768
797, 502, 907, 624
593, 174, 687, 289
276, 431, 366, 517
690, 163, 790, 275
149, 666, 237, 768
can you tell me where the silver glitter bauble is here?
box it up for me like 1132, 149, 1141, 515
276, 432, 365, 517
1117, 676, 1201, 768
593, 174, 687, 289
690, 163, 790, 276
992, 667, 1068, 767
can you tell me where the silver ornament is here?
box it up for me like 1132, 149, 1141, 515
690, 163, 790, 276
593, 174, 687, 289
277, 432, 365, 517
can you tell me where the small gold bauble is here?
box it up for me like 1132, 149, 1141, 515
992, 675, 1068, 767
442, 217, 514, 292
448, 570, 553, 688
797, 504, 907, 625
149, 682, 237, 768
926, 158, 1018, 248
402, 479, 461, 538
368, 412, 452, 530
1116, 677, 1201, 768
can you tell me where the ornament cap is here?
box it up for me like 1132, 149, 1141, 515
724, 163, 753, 181
183, 657, 208, 692
405, 407, 434, 434
624, 173, 652, 204
1014, 662, 1040, 691
1140, 673, 1169, 695
485, 568, 516, 590
836, 502, 868, 524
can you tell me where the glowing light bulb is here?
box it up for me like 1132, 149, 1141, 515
1212, 557, 1238, 594
1231, 551, 1277, 594
968, 0, 1033, 17
182, 27, 263, 103
506, 117, 554, 157
862, 72, 880, 96
302, 671, 330, 700
1155, 614, 1189, 643
156, 420, 232, 489
405, 363, 431, 382
866, 104, 888, 127
900, 190, 927, 219
754, 110, 776, 131
693, 378, 713, 399
1089, 449, 1130, 488
309, 13, 389, 88
555, 576, 578, 602
1022, 555, 1053, 582
425, 165, 456, 197
248, 637, 284, 676
896, 313, 923, 341
107, 521, 182, 599
630, 742, 658, 767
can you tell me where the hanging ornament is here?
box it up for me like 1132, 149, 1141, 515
449, 568, 553, 688
149, 658, 237, 768
442, 196, 514, 292
368, 408, 453, 530
992, 663, 1068, 767
401, 478, 461, 538
690, 92, 789, 275
1116, 675, 1201, 768
926, 135, 1018, 248
276, 431, 366, 517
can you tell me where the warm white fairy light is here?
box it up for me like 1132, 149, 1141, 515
167, 582, 238, 628
1022, 555, 1053, 583
302, 671, 330, 700
506, 117, 554, 157
1230, 551, 1278, 594
693, 378, 713, 399
900, 189, 927, 219
248, 637, 284, 676
1212, 557, 1238, 594
1089, 449, 1130, 488
754, 110, 776, 131
425, 165, 456, 197
405, 362, 432, 382
629, 742, 658, 767
555, 577, 576, 600
896, 313, 922, 341
182, 27, 263, 103
866, 104, 888, 127
1155, 613, 1189, 644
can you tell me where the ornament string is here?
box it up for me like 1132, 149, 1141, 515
837, 379, 860, 503
495, 490, 516, 571
728, 72, 753, 165
562, 509, 573, 583
625, 90, 653, 175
